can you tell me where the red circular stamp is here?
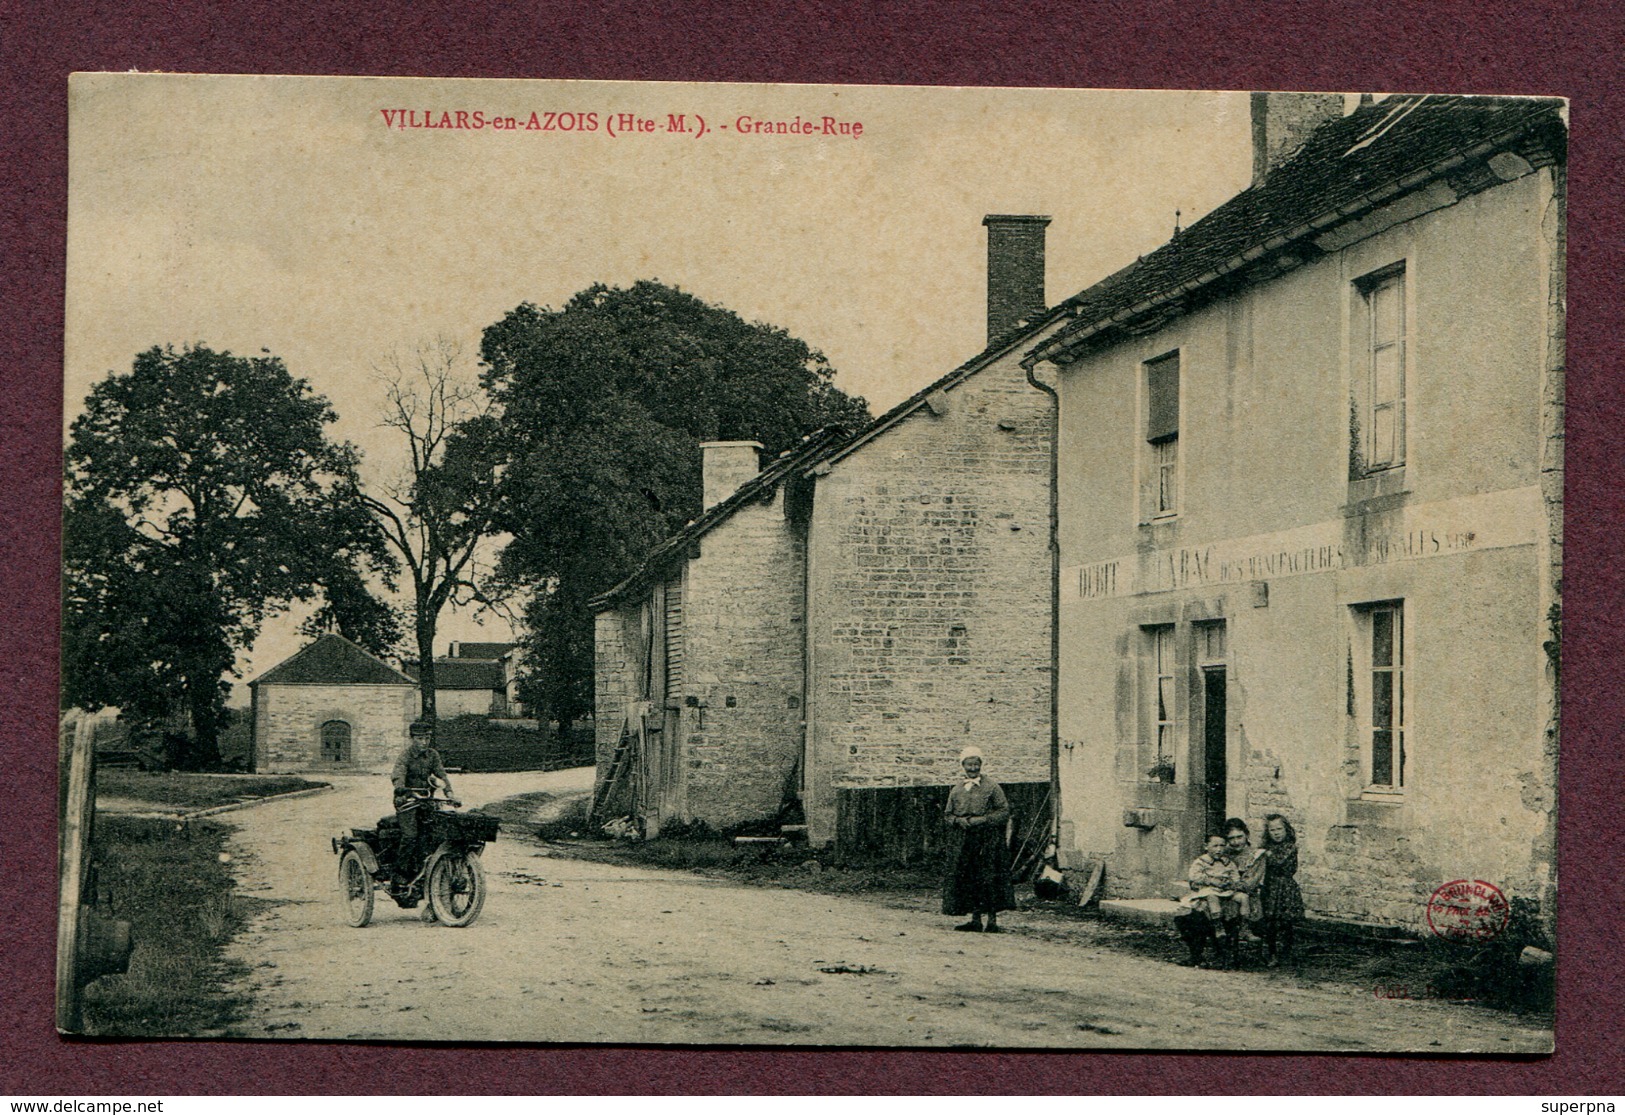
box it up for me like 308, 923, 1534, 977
1425, 879, 1510, 941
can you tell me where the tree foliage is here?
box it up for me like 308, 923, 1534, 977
480, 280, 870, 726
359, 340, 506, 718
296, 561, 405, 659
63, 345, 393, 767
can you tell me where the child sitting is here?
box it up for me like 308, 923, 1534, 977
1180, 835, 1248, 935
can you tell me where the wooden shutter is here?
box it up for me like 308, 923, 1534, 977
664, 577, 684, 699
1146, 353, 1180, 442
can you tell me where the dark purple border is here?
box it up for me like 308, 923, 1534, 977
5, 0, 1622, 1094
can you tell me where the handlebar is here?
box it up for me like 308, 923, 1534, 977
404, 792, 462, 808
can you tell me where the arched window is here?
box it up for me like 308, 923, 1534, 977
320, 719, 352, 764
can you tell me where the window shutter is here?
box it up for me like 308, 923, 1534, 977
1147, 356, 1180, 442
664, 577, 684, 698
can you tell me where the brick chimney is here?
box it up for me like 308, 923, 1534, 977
700, 441, 763, 510
983, 214, 1050, 345
1250, 92, 1346, 186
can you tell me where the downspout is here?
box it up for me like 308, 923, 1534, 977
1025, 360, 1062, 844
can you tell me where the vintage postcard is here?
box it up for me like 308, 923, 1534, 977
60, 75, 1562, 1050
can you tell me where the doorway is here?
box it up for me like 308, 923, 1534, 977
1201, 667, 1227, 839
319, 719, 352, 764
1194, 618, 1228, 841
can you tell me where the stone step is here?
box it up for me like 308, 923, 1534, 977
1097, 898, 1185, 926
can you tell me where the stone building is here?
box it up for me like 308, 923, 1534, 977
248, 633, 418, 773
1024, 94, 1565, 931
801, 218, 1062, 854
593, 217, 1064, 856
592, 430, 844, 835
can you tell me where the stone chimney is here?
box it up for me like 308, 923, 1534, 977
700, 441, 763, 510
983, 214, 1050, 344
1250, 92, 1346, 186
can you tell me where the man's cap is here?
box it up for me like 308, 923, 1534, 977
409, 719, 435, 736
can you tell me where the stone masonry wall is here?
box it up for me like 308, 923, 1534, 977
806, 351, 1053, 841
254, 683, 417, 773
594, 607, 637, 796
679, 490, 807, 829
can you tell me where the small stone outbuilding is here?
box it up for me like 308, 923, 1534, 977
249, 633, 418, 773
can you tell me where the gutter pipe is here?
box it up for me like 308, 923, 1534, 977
1025, 361, 1062, 846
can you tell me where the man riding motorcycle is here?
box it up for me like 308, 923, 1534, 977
391, 718, 455, 889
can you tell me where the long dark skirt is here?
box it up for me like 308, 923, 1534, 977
941, 823, 1016, 915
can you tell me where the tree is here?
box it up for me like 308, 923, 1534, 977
359, 340, 506, 719
296, 561, 405, 659
480, 280, 871, 728
63, 345, 392, 768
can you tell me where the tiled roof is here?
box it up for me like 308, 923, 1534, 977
401, 658, 506, 690
252, 633, 417, 687
1031, 94, 1565, 363
451, 641, 518, 660
590, 426, 850, 610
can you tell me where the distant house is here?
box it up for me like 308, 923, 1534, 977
404, 641, 522, 718
248, 633, 418, 773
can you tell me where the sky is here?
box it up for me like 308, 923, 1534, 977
65, 76, 1256, 697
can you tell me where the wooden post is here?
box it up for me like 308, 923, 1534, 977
56, 713, 95, 1033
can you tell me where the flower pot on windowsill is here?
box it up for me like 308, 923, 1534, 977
1146, 760, 1177, 785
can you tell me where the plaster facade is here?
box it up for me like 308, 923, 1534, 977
1046, 161, 1563, 931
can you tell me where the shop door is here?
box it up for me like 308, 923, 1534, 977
1202, 666, 1227, 839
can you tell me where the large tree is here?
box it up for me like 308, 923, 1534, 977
63, 345, 392, 768
296, 560, 405, 659
358, 340, 506, 719
480, 280, 871, 727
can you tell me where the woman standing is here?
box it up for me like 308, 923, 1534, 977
942, 746, 1015, 933
1259, 813, 1306, 966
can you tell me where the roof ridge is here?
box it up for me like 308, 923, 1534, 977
251, 631, 417, 687
1031, 95, 1563, 364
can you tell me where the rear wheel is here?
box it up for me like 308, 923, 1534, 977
426, 850, 486, 927
338, 849, 374, 927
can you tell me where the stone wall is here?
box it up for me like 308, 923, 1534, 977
253, 682, 416, 773
677, 488, 807, 829
433, 687, 496, 718
593, 606, 637, 793
806, 349, 1054, 843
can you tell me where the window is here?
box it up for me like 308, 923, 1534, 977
1355, 602, 1406, 791
1143, 351, 1181, 519
1146, 625, 1177, 775
319, 719, 352, 764
1358, 267, 1406, 471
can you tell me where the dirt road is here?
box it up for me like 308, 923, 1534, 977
219, 770, 1551, 1050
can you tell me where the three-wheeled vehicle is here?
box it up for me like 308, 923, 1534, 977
332, 794, 499, 927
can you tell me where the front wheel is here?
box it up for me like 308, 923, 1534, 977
426, 850, 486, 927
338, 849, 375, 927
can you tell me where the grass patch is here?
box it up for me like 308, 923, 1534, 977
98, 771, 325, 812
80, 816, 256, 1036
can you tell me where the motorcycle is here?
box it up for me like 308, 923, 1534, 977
332, 792, 500, 928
